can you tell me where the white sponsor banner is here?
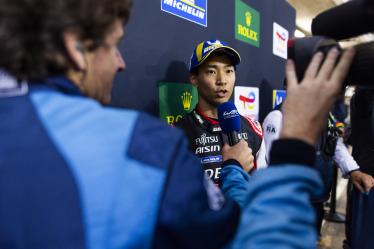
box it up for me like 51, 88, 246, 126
234, 86, 259, 121
273, 22, 288, 59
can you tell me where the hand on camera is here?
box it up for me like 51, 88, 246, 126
281, 48, 355, 145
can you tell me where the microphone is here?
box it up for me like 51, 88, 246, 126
217, 102, 241, 146
312, 0, 374, 40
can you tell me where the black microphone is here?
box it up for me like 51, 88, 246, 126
217, 102, 241, 146
312, 0, 374, 40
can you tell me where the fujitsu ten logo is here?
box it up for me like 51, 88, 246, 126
195, 133, 219, 146
223, 110, 239, 119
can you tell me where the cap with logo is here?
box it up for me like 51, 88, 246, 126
189, 40, 241, 72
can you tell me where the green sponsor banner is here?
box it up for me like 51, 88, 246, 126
159, 82, 198, 125
235, 0, 260, 47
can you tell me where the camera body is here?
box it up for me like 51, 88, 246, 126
288, 0, 374, 86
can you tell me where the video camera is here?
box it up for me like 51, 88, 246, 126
288, 0, 374, 86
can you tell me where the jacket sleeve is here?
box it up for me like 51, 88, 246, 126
333, 137, 360, 177
242, 117, 268, 169
220, 165, 251, 208
225, 165, 323, 249
222, 139, 322, 249
262, 110, 282, 162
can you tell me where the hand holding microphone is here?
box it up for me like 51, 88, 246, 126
222, 141, 254, 173
218, 101, 241, 146
218, 102, 254, 172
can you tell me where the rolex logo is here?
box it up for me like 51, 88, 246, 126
181, 92, 193, 111
245, 12, 252, 27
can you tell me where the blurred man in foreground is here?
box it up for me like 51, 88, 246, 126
0, 0, 355, 248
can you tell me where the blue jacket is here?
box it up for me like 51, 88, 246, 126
221, 165, 322, 249
0, 75, 322, 249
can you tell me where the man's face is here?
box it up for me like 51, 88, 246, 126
190, 54, 236, 108
83, 19, 126, 105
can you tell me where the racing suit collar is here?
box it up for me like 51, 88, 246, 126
196, 104, 219, 125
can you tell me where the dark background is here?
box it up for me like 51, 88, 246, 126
111, 0, 296, 122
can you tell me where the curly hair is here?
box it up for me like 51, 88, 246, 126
0, 0, 132, 81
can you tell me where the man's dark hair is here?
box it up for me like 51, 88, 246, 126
0, 0, 132, 81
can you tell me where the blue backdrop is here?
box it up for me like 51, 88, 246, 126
111, 0, 295, 121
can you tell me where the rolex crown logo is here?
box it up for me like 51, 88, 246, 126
181, 92, 193, 111
245, 12, 252, 27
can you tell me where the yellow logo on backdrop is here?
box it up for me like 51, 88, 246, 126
237, 24, 258, 41
237, 9, 258, 42
181, 92, 193, 111
166, 115, 183, 125
238, 11, 257, 41
235, 0, 260, 47
245, 12, 252, 27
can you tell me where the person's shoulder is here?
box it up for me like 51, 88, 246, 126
262, 110, 283, 134
264, 109, 283, 121
240, 115, 263, 137
174, 112, 194, 128
262, 110, 283, 139
30, 88, 140, 128
127, 111, 188, 169
134, 111, 184, 138
34, 92, 176, 146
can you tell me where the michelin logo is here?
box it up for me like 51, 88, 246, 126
161, 0, 207, 27
203, 40, 223, 54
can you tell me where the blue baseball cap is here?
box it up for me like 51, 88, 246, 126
189, 39, 241, 72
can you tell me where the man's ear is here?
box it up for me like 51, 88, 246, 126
63, 31, 86, 71
189, 73, 199, 87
